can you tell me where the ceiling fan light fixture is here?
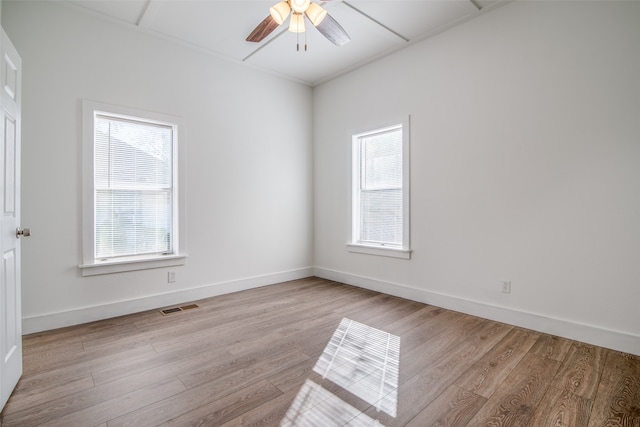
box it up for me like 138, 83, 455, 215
289, 12, 305, 33
246, 0, 350, 47
269, 1, 291, 25
305, 2, 327, 26
290, 0, 311, 14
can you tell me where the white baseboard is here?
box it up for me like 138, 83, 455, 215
23, 266, 640, 356
314, 267, 640, 356
22, 267, 314, 334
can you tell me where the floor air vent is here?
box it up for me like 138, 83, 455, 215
161, 304, 199, 315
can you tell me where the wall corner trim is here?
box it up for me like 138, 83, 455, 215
313, 267, 640, 356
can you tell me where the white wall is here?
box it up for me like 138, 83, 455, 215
313, 1, 640, 354
2, 1, 313, 332
3, 0, 640, 355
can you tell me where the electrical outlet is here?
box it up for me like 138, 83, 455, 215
168, 271, 176, 283
502, 281, 511, 294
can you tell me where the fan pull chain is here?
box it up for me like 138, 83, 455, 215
293, 13, 307, 52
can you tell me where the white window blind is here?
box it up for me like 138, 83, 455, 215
350, 118, 410, 259
94, 114, 174, 260
360, 128, 403, 246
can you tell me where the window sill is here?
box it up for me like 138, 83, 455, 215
347, 244, 412, 259
79, 254, 187, 276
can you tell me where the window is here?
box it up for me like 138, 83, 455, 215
348, 118, 411, 259
80, 101, 186, 276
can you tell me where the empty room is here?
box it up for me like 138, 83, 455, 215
0, 0, 639, 425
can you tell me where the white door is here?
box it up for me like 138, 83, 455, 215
0, 27, 23, 411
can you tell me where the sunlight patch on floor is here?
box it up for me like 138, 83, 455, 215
280, 318, 400, 426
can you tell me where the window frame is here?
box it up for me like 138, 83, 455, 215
348, 116, 411, 259
80, 101, 187, 276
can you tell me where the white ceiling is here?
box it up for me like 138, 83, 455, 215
67, 0, 508, 86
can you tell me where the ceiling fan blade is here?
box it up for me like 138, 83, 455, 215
312, 13, 350, 46
246, 15, 280, 43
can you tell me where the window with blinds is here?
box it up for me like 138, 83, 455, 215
350, 119, 410, 258
93, 113, 175, 260
359, 128, 403, 245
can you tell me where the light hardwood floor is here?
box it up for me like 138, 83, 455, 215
1, 277, 638, 426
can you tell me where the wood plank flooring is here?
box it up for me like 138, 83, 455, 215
1, 277, 638, 426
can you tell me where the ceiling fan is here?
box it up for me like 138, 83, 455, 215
246, 0, 351, 49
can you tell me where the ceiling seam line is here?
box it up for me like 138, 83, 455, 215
136, 0, 153, 26
242, 28, 290, 62
468, 0, 482, 12
341, 1, 409, 43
